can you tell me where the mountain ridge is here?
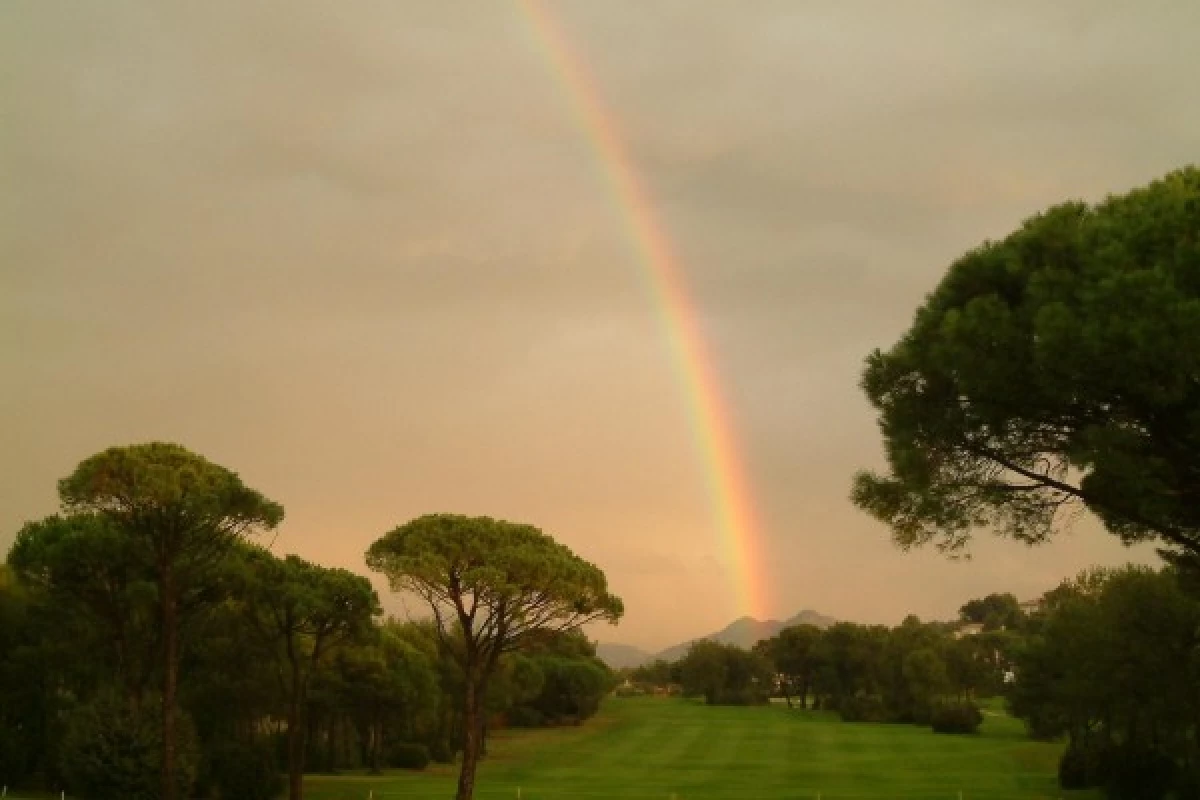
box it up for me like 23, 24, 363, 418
597, 609, 837, 669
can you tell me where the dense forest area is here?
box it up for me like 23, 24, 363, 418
0, 447, 617, 800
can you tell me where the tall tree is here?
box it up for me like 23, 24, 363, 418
236, 549, 380, 800
853, 167, 1200, 557
366, 513, 622, 800
58, 443, 283, 800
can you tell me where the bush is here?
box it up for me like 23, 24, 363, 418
929, 702, 983, 734
1058, 738, 1111, 790
0, 723, 33, 788
207, 738, 283, 800
59, 694, 199, 800
386, 742, 430, 771
507, 706, 546, 728
1170, 765, 1200, 800
1102, 744, 1176, 800
428, 739, 454, 764
838, 695, 889, 723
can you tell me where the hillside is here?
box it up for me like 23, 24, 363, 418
597, 609, 837, 668
595, 642, 655, 669
655, 609, 836, 662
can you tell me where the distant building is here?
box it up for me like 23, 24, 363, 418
953, 622, 985, 639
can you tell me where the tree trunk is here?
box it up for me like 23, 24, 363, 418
455, 680, 485, 800
286, 671, 309, 800
161, 566, 178, 800
325, 714, 337, 771
374, 718, 384, 773
287, 700, 305, 800
780, 677, 793, 709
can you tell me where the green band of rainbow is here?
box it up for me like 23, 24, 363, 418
518, 0, 769, 619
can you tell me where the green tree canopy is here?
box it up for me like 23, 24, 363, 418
1009, 567, 1200, 793
755, 624, 824, 709
58, 442, 283, 800
958, 592, 1023, 631
853, 167, 1200, 557
8, 514, 157, 702
365, 513, 622, 800
234, 548, 379, 800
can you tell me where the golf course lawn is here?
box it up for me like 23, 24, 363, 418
305, 696, 1097, 800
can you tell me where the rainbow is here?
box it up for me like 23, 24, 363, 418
517, 0, 770, 619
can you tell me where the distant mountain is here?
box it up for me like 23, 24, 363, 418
655, 609, 837, 664
595, 642, 655, 669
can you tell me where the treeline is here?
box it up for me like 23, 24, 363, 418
1010, 565, 1200, 799
628, 566, 1200, 799
0, 447, 614, 800
628, 601, 1015, 734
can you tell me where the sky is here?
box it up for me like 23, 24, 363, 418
3, 2, 1197, 651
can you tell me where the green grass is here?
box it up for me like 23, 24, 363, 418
305, 697, 1097, 800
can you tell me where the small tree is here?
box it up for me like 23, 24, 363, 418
756, 624, 824, 709
59, 443, 283, 800
366, 514, 622, 800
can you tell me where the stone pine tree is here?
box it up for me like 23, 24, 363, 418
853, 167, 1200, 559
59, 443, 284, 800
366, 514, 623, 800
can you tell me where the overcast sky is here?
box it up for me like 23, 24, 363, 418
4, 2, 1196, 650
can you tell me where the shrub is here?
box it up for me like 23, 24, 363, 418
428, 739, 454, 764
1102, 744, 1176, 800
59, 694, 199, 800
930, 702, 983, 734
838, 695, 889, 723
207, 738, 283, 800
1170, 765, 1200, 800
0, 723, 33, 788
507, 706, 546, 728
386, 742, 430, 771
1058, 738, 1110, 790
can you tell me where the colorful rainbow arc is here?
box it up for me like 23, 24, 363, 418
517, 0, 769, 619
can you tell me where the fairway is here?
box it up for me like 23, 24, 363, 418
305, 697, 1096, 800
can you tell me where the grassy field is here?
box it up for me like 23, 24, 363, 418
305, 697, 1096, 800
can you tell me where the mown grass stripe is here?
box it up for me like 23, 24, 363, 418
304, 697, 1097, 800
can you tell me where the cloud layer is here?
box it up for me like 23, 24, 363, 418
4, 2, 1195, 647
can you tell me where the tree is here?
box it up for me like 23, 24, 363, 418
901, 648, 949, 721
1008, 567, 1200, 794
679, 640, 729, 704
815, 623, 887, 710
756, 624, 823, 709
959, 593, 1023, 631
8, 514, 158, 705
236, 549, 380, 800
853, 167, 1200, 558
58, 443, 283, 800
679, 641, 772, 706
629, 658, 675, 691
365, 513, 622, 800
